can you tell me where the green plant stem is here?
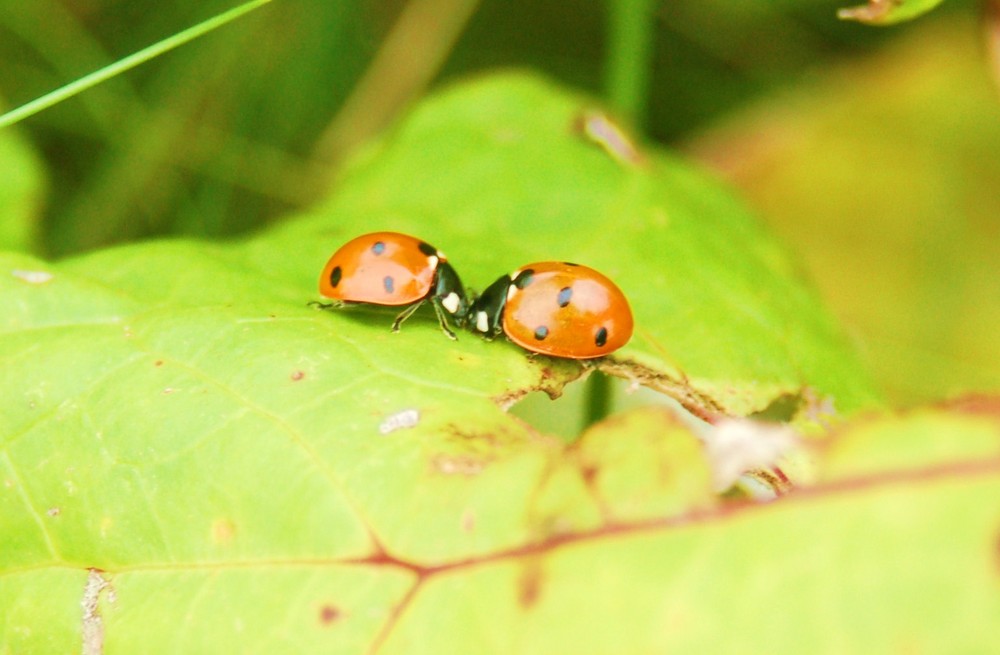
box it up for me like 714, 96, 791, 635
583, 371, 612, 429
0, 0, 274, 130
604, 0, 655, 125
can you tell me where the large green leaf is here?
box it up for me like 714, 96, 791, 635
277, 73, 880, 417
1, 73, 894, 652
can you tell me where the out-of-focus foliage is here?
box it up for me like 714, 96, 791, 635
687, 15, 1000, 404
0, 0, 920, 257
0, 117, 44, 251
0, 0, 373, 254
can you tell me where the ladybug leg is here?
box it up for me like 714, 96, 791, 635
430, 297, 458, 341
308, 300, 345, 310
391, 301, 424, 333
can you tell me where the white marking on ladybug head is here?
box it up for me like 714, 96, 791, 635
441, 292, 460, 314
506, 284, 518, 302
427, 255, 440, 268
475, 310, 489, 333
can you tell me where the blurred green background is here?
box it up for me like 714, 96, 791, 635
0, 0, 997, 404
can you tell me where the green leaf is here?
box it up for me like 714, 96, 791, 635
386, 404, 1000, 654
838, 0, 946, 25
298, 73, 880, 417
1, 73, 890, 652
7, 399, 998, 652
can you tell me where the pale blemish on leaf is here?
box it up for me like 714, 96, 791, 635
99, 516, 113, 538
702, 418, 799, 492
11, 269, 53, 284
573, 109, 646, 167
379, 408, 420, 435
211, 518, 237, 545
81, 569, 111, 655
431, 453, 486, 476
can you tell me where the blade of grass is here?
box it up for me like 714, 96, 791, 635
0, 0, 274, 130
0, 0, 143, 138
311, 0, 481, 172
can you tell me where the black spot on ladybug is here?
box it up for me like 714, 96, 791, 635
371, 241, 386, 255
515, 269, 535, 289
557, 286, 573, 308
417, 241, 437, 257
534, 326, 549, 340
383, 276, 395, 294
563, 261, 579, 267
595, 327, 608, 347
329, 266, 342, 288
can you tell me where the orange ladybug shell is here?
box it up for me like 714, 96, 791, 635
319, 232, 441, 306
503, 262, 633, 359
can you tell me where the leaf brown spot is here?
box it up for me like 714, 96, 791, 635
319, 604, 342, 626
154, 360, 164, 367
290, 370, 305, 381
432, 454, 485, 476
211, 518, 236, 545
995, 527, 1000, 576
518, 562, 544, 609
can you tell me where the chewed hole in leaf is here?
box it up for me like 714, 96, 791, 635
508, 370, 803, 498
509, 371, 707, 442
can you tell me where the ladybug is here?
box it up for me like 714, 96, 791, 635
469, 261, 633, 359
317, 231, 469, 339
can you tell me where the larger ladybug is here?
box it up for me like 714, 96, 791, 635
317, 231, 469, 339
469, 261, 633, 359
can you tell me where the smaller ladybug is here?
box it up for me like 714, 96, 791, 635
469, 261, 633, 359
316, 231, 469, 339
